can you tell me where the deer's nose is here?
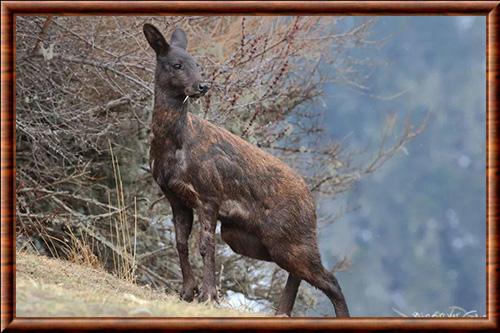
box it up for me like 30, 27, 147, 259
198, 83, 209, 93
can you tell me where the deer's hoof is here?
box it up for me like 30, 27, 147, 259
180, 285, 198, 303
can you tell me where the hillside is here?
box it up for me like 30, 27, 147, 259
16, 252, 261, 317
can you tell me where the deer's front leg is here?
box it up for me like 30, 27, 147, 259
197, 206, 218, 303
171, 200, 197, 302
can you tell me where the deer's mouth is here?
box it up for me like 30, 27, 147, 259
183, 92, 206, 104
185, 84, 209, 99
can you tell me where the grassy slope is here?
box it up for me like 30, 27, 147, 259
16, 252, 261, 317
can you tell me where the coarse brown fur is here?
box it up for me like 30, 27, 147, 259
143, 23, 349, 317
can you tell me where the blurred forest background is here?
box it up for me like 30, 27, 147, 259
314, 16, 486, 317
15, 16, 485, 317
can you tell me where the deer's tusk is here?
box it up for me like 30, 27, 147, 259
183, 96, 189, 104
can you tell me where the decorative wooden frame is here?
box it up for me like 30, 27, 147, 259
1, 1, 498, 331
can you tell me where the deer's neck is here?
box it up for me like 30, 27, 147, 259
151, 90, 189, 147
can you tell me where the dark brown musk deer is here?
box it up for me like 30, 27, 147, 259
143, 23, 349, 317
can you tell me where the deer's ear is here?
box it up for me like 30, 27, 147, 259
170, 28, 187, 50
143, 24, 169, 55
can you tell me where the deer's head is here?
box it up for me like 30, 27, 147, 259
143, 24, 209, 100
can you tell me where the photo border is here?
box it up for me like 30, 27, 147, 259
1, 1, 498, 331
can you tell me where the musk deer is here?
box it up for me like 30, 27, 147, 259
143, 23, 349, 317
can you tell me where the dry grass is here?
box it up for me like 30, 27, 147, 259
108, 140, 138, 283
16, 251, 263, 317
65, 225, 103, 270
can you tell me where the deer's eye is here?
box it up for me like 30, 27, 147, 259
173, 63, 183, 70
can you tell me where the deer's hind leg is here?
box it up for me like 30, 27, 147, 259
267, 240, 350, 317
170, 198, 197, 302
220, 224, 301, 316
276, 273, 301, 316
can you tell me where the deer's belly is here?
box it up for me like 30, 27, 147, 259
220, 224, 272, 261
